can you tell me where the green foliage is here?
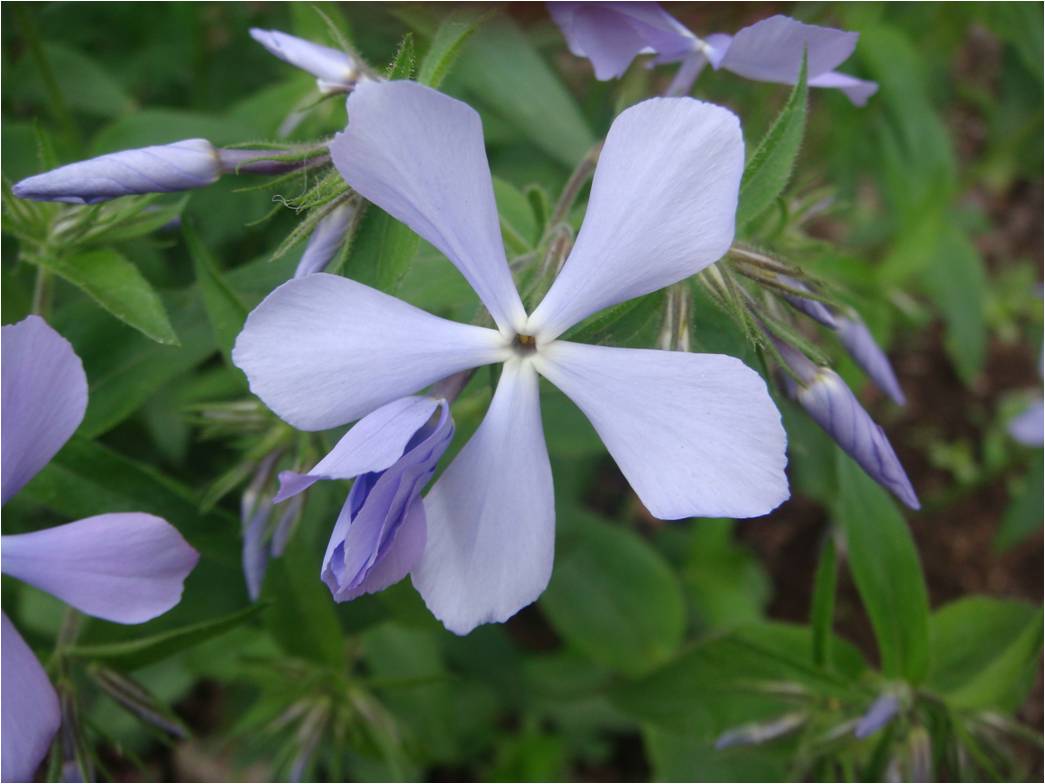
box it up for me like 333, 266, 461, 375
184, 219, 248, 359
32, 248, 179, 344
834, 453, 930, 685
737, 55, 808, 229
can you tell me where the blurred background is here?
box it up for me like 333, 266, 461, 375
2, 2, 1042, 781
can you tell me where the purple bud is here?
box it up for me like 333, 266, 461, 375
777, 343, 920, 509
778, 276, 838, 329
854, 693, 900, 738
250, 28, 361, 93
322, 402, 454, 602
714, 712, 807, 750
12, 140, 222, 204
295, 201, 357, 278
836, 316, 906, 406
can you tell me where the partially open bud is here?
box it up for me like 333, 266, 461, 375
776, 341, 919, 509
837, 315, 906, 405
250, 28, 363, 93
13, 140, 222, 205
295, 201, 357, 278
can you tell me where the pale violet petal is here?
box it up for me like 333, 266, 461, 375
1, 614, 60, 782
1009, 400, 1044, 447
331, 81, 526, 333
275, 396, 441, 501
528, 97, 743, 341
232, 274, 507, 431
533, 342, 789, 519
719, 15, 858, 83
413, 359, 555, 634
2, 316, 87, 505
1, 514, 199, 624
295, 201, 356, 278
808, 71, 879, 106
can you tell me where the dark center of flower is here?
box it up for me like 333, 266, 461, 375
512, 333, 537, 355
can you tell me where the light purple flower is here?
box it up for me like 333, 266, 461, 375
295, 201, 357, 278
233, 80, 789, 634
775, 340, 919, 509
836, 316, 906, 406
0, 315, 198, 780
854, 693, 900, 738
274, 397, 454, 602
549, 3, 877, 105
250, 28, 364, 93
12, 140, 223, 205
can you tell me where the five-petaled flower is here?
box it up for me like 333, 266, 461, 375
549, 2, 878, 104
233, 80, 789, 635
1, 316, 198, 782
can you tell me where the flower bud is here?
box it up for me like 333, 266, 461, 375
854, 693, 900, 738
776, 342, 919, 509
714, 712, 807, 750
250, 28, 362, 93
12, 140, 222, 205
777, 276, 838, 329
837, 316, 906, 405
295, 201, 357, 278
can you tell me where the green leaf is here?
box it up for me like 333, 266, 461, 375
65, 605, 264, 670
90, 109, 256, 154
920, 226, 987, 384
346, 205, 421, 293
454, 16, 594, 168
927, 596, 1042, 712
810, 533, 838, 669
561, 290, 664, 346
493, 176, 538, 253
737, 54, 808, 228
540, 510, 685, 676
37, 248, 179, 344
386, 32, 416, 80
9, 43, 135, 118
834, 451, 930, 684
418, 7, 492, 89
184, 219, 248, 358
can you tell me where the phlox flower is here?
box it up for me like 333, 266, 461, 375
1, 316, 198, 781
233, 80, 789, 634
549, 2, 878, 105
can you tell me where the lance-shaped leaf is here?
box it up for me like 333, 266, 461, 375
184, 219, 247, 358
737, 54, 808, 228
64, 604, 265, 670
31, 248, 178, 345
418, 7, 493, 89
834, 451, 930, 684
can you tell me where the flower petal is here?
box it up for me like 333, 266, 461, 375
232, 273, 507, 431
550, 2, 695, 80
275, 396, 442, 502
1009, 400, 1044, 447
534, 342, 789, 519
413, 359, 555, 634
331, 81, 526, 333
295, 200, 356, 278
718, 15, 858, 83
808, 71, 879, 106
1, 614, 60, 783
1, 514, 199, 624
528, 97, 743, 341
1, 316, 87, 505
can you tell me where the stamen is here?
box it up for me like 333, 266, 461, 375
512, 333, 537, 355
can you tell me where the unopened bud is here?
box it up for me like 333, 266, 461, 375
854, 693, 900, 738
295, 201, 357, 278
250, 28, 362, 93
837, 316, 906, 406
13, 140, 222, 204
777, 342, 919, 509
715, 712, 807, 750
778, 276, 838, 328
1009, 400, 1043, 446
